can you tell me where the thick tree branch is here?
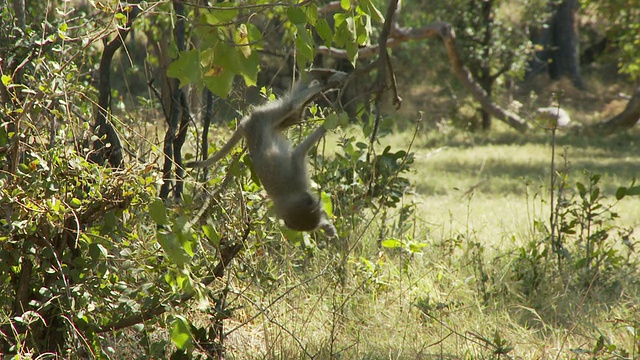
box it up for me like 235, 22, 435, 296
160, 0, 188, 200
590, 86, 640, 133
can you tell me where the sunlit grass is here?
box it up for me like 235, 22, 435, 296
224, 123, 640, 359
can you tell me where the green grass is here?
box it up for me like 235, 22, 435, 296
222, 125, 640, 359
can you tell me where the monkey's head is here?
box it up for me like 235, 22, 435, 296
276, 192, 325, 232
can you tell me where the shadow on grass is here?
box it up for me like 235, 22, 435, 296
421, 128, 640, 196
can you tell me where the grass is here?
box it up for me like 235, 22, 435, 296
220, 123, 640, 359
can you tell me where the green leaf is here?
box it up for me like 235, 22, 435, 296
1, 75, 11, 86
158, 231, 190, 266
175, 216, 196, 257
626, 185, 640, 196
202, 224, 220, 247
295, 25, 315, 67
287, 7, 307, 25
69, 198, 82, 208
333, 13, 355, 47
88, 243, 103, 261
323, 113, 349, 130
202, 39, 259, 96
321, 192, 333, 217
315, 18, 333, 47
170, 315, 193, 350
149, 198, 167, 225
237, 50, 259, 87
202, 42, 236, 97
203, 68, 233, 97
590, 187, 600, 202
617, 185, 640, 200
408, 242, 427, 253
345, 41, 359, 67
201, 5, 238, 25
359, 0, 384, 23
356, 14, 372, 45
323, 114, 339, 130
167, 50, 202, 88
101, 211, 116, 235
234, 24, 251, 58
340, 0, 350, 10
381, 239, 403, 249
303, 4, 319, 25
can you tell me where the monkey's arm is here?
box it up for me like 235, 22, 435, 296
292, 126, 327, 161
185, 130, 243, 168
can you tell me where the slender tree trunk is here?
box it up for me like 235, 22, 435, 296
12, 0, 25, 31
479, 0, 494, 130
160, 0, 190, 200
199, 89, 214, 181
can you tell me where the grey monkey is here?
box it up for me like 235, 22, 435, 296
187, 70, 347, 237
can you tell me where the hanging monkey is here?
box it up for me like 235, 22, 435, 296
187, 70, 348, 237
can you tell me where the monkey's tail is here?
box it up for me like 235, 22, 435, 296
185, 130, 243, 168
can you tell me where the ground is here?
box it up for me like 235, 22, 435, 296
219, 66, 640, 358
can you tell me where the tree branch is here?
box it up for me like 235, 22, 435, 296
317, 21, 530, 132
590, 86, 640, 133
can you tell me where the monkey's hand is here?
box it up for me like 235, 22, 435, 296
320, 221, 338, 238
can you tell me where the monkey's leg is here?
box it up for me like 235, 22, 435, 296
276, 71, 348, 129
185, 129, 243, 168
275, 84, 326, 129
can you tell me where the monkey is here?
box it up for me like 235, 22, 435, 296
186, 70, 348, 237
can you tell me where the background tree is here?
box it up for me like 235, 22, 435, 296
452, 0, 538, 130
589, 0, 640, 80
396, 0, 547, 131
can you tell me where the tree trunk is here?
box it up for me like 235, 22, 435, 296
527, 24, 553, 78
90, 5, 140, 167
527, 0, 586, 89
551, 0, 585, 88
